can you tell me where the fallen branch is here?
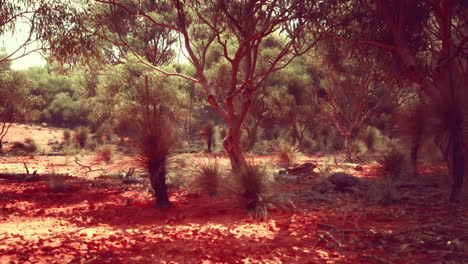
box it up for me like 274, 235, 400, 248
74, 157, 104, 174
74, 157, 93, 171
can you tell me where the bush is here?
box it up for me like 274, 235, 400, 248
63, 129, 71, 144
74, 126, 89, 149
358, 126, 384, 152
233, 164, 275, 218
349, 140, 368, 159
11, 138, 37, 153
196, 159, 221, 196
96, 145, 112, 163
274, 140, 300, 166
379, 146, 409, 179
23, 138, 37, 153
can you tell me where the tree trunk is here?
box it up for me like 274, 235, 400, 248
344, 135, 352, 161
223, 121, 247, 171
149, 160, 172, 208
410, 134, 421, 177
448, 125, 465, 203
207, 132, 213, 153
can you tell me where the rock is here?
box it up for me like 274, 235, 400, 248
327, 172, 362, 191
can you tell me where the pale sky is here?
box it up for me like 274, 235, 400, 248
0, 19, 46, 71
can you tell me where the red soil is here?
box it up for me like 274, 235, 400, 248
1, 124, 467, 264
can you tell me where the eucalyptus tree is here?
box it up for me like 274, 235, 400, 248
36, 0, 329, 171
111, 0, 324, 169
324, 0, 467, 201
311, 40, 389, 161
363, 0, 467, 202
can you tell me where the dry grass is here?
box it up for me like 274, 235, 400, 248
63, 129, 71, 144
274, 140, 300, 166
74, 126, 89, 149
96, 145, 112, 163
11, 138, 37, 153
195, 159, 222, 196
379, 146, 409, 179
229, 164, 276, 218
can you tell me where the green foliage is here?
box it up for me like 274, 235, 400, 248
74, 126, 90, 149
42, 92, 84, 126
0, 60, 41, 144
84, 62, 188, 137
26, 66, 85, 126
196, 159, 221, 196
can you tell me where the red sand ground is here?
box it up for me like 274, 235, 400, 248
1, 124, 467, 264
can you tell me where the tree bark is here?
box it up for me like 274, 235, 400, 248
410, 134, 421, 178
149, 160, 172, 208
344, 134, 352, 161
223, 121, 248, 171
448, 125, 465, 203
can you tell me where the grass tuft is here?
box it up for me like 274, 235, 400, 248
96, 145, 112, 163
233, 164, 275, 219
379, 146, 409, 179
274, 140, 300, 167
196, 159, 221, 196
74, 126, 90, 149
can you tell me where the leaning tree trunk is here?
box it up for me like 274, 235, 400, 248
149, 160, 172, 208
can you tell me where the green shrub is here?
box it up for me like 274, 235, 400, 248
196, 159, 221, 196
74, 126, 89, 149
